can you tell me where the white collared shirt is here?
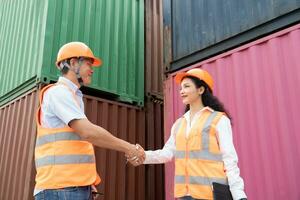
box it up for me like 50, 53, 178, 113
144, 107, 247, 200
41, 77, 87, 128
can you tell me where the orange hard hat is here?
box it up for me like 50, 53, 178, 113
56, 42, 102, 67
175, 68, 214, 92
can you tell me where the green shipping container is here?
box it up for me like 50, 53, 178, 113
0, 0, 144, 106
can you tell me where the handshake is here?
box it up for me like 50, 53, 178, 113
125, 144, 145, 166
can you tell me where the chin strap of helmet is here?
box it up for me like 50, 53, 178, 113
59, 58, 84, 86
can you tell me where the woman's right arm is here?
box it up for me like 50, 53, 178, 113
143, 119, 181, 164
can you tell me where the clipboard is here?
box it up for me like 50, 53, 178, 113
212, 182, 233, 200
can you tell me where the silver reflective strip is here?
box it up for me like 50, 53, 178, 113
35, 154, 95, 168
175, 150, 222, 161
175, 175, 186, 183
36, 132, 81, 147
174, 151, 186, 158
202, 112, 218, 150
189, 176, 227, 185
175, 175, 227, 185
189, 151, 222, 161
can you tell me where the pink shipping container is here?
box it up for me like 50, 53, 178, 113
164, 24, 300, 200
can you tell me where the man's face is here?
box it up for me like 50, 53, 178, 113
78, 59, 94, 86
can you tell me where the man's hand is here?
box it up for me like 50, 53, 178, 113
91, 185, 104, 200
126, 144, 145, 166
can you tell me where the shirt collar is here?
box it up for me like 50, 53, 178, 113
57, 77, 82, 96
183, 106, 214, 121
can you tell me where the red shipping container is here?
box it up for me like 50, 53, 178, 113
164, 24, 300, 200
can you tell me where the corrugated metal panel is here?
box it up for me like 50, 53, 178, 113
172, 0, 300, 59
0, 0, 144, 106
83, 95, 146, 200
163, 77, 176, 200
164, 24, 300, 200
41, 0, 144, 105
0, 0, 47, 104
145, 100, 165, 200
144, 9, 165, 195
163, 0, 172, 72
145, 0, 164, 96
0, 86, 149, 200
0, 88, 38, 200
170, 0, 300, 66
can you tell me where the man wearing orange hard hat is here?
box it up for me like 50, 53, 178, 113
34, 42, 145, 200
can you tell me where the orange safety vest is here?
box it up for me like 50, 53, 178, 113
35, 84, 101, 189
174, 110, 227, 199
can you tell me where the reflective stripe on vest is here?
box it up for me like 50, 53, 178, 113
174, 150, 222, 161
175, 175, 227, 185
201, 111, 218, 150
36, 132, 81, 147
35, 154, 95, 168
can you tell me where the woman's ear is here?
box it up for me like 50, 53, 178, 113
198, 86, 205, 95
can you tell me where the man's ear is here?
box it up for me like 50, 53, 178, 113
69, 58, 78, 67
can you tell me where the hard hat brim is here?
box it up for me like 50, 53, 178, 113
175, 72, 198, 84
92, 56, 102, 67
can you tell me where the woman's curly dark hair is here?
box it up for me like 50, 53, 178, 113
184, 76, 232, 120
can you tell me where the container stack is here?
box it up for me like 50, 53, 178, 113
163, 1, 300, 200
144, 0, 165, 200
0, 0, 165, 200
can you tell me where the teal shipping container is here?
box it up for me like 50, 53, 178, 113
0, 0, 144, 106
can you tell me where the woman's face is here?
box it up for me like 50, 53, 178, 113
180, 77, 202, 105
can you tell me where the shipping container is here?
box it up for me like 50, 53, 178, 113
83, 94, 146, 200
166, 0, 300, 71
0, 0, 47, 106
0, 88, 38, 200
144, 99, 165, 200
0, 86, 148, 200
0, 0, 144, 106
145, 0, 164, 97
164, 24, 300, 200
